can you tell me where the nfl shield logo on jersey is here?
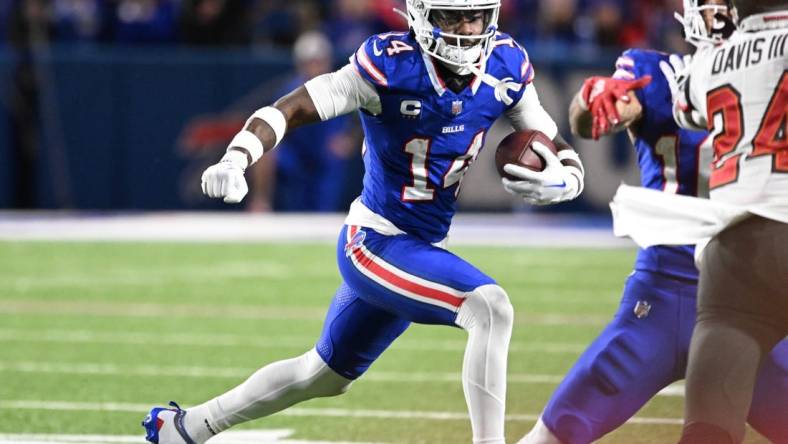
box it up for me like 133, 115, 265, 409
633, 300, 652, 319
451, 100, 463, 115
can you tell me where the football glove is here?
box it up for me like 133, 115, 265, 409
659, 54, 706, 130
501, 143, 583, 206
201, 149, 249, 204
578, 75, 652, 140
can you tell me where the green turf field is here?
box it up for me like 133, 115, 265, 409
0, 242, 771, 443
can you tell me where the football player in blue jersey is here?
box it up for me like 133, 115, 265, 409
142, 1, 585, 443
519, 1, 788, 443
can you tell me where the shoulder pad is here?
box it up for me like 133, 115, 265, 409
615, 48, 672, 79
618, 49, 680, 129
488, 33, 534, 85
350, 32, 415, 88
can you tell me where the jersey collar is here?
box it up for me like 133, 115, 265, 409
422, 53, 484, 97
739, 10, 788, 32
423, 53, 448, 96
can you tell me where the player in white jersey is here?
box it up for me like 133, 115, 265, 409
664, 0, 788, 442
141, 1, 585, 443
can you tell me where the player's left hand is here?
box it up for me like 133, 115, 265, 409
500, 144, 582, 206
578, 75, 652, 140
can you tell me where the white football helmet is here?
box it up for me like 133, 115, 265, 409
676, 0, 737, 46
404, 0, 501, 74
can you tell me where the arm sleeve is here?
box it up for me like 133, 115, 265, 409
504, 83, 558, 139
304, 64, 382, 121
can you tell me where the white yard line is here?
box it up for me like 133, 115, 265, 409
0, 430, 379, 444
0, 435, 142, 444
0, 328, 586, 354
0, 262, 302, 289
0, 212, 631, 248
0, 300, 609, 326
0, 400, 682, 425
0, 360, 563, 383
0, 360, 685, 397
0, 300, 329, 321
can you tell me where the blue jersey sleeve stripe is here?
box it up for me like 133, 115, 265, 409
615, 55, 635, 69
614, 55, 636, 77
522, 64, 535, 84
354, 45, 388, 87
613, 68, 636, 80
514, 39, 532, 84
492, 37, 516, 49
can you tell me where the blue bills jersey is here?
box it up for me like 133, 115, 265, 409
351, 31, 534, 243
613, 49, 710, 281
538, 49, 788, 444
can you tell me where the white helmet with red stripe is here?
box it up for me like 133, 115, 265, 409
404, 0, 501, 74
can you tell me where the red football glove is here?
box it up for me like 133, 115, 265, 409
578, 75, 652, 140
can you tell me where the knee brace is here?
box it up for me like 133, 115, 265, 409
455, 284, 514, 333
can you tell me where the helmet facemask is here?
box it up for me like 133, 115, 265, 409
404, 0, 501, 75
676, 0, 737, 47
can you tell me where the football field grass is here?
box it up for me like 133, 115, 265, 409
0, 241, 772, 443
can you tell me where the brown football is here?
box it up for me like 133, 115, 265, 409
495, 130, 557, 179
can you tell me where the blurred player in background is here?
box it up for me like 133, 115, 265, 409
143, 1, 585, 443
248, 31, 361, 212
520, 1, 788, 443
661, 0, 788, 442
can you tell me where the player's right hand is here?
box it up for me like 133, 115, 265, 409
578, 75, 652, 139
659, 54, 691, 110
659, 54, 706, 130
501, 144, 582, 206
201, 150, 249, 204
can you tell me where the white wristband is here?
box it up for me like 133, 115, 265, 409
227, 106, 288, 167
220, 149, 250, 170
249, 106, 287, 148
228, 131, 264, 165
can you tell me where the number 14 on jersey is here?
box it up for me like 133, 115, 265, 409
402, 131, 485, 202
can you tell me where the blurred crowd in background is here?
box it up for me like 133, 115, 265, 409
2, 0, 691, 55
1, 0, 692, 213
